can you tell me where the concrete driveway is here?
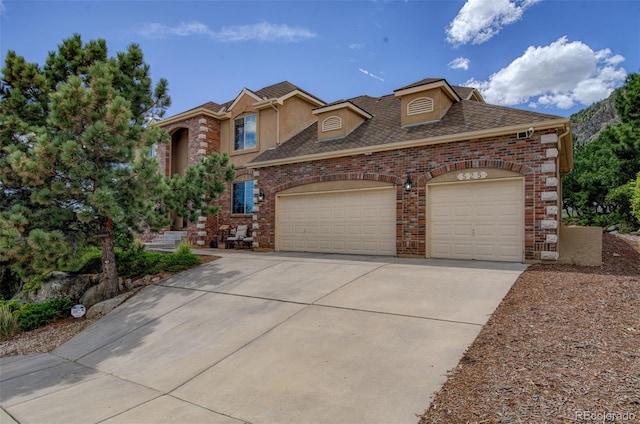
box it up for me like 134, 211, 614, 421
0, 251, 526, 424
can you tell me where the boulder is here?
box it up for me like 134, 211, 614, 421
79, 275, 114, 310
27, 272, 95, 304
86, 290, 139, 319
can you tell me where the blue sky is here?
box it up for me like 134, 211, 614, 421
1, 0, 638, 118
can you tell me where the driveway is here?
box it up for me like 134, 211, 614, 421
0, 251, 526, 424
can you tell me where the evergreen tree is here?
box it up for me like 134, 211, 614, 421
1, 35, 233, 298
563, 73, 640, 228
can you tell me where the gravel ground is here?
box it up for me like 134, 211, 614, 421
418, 233, 640, 424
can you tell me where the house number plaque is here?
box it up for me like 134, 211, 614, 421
457, 171, 488, 181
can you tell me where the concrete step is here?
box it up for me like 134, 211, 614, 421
144, 231, 188, 250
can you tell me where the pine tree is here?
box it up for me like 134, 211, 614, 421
1, 35, 233, 298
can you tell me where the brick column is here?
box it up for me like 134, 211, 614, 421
539, 133, 560, 261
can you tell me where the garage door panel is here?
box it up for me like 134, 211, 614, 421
454, 224, 473, 236
453, 243, 473, 257
453, 206, 473, 218
430, 179, 523, 262
277, 188, 396, 256
498, 224, 520, 237
432, 205, 452, 219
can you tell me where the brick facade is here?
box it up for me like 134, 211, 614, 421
151, 79, 568, 262
252, 129, 561, 261
151, 114, 223, 247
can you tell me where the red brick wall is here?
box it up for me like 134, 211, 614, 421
150, 114, 222, 246
253, 129, 561, 261
148, 113, 561, 261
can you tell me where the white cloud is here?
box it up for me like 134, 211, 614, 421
448, 57, 470, 70
446, 0, 540, 45
358, 68, 385, 82
349, 43, 366, 50
138, 22, 210, 38
215, 22, 316, 42
464, 37, 627, 109
0, 0, 5, 14
138, 21, 316, 42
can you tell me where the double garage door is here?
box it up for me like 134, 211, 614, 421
276, 188, 396, 256
275, 178, 524, 262
429, 178, 524, 262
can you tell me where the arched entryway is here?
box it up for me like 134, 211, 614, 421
170, 128, 189, 230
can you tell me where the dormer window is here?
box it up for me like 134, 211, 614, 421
234, 114, 257, 150
322, 116, 342, 132
407, 97, 434, 115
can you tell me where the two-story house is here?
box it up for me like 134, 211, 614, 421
153, 77, 572, 263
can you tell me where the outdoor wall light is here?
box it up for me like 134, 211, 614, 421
258, 189, 265, 202
403, 175, 413, 192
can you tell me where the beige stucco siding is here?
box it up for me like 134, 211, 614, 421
280, 96, 317, 142
400, 88, 453, 126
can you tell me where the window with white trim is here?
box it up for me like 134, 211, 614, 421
234, 115, 257, 150
407, 97, 434, 115
321, 116, 342, 132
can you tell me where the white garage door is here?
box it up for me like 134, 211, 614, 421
429, 179, 524, 262
277, 188, 396, 255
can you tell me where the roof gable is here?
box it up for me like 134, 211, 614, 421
251, 93, 568, 166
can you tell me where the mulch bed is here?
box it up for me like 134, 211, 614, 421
418, 233, 640, 423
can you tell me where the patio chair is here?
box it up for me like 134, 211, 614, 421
241, 232, 254, 249
226, 225, 248, 249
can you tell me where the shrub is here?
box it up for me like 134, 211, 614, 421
16, 298, 72, 331
118, 250, 164, 277
22, 273, 46, 295
60, 246, 103, 274
175, 242, 192, 255
156, 253, 201, 273
45, 245, 202, 279
0, 306, 19, 340
0, 263, 22, 301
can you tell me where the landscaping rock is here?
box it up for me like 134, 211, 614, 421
86, 290, 139, 319
79, 275, 113, 310
27, 272, 95, 304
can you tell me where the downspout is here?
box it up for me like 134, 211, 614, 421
268, 101, 280, 145
556, 125, 570, 155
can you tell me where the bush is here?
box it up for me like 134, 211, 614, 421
0, 306, 19, 340
52, 245, 202, 279
175, 242, 192, 255
16, 298, 72, 331
157, 253, 201, 273
0, 263, 22, 301
60, 246, 103, 274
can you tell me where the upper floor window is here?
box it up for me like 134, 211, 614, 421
407, 97, 434, 115
234, 114, 257, 150
232, 180, 254, 214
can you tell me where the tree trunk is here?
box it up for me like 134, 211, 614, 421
100, 217, 119, 298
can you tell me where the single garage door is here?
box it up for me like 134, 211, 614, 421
429, 178, 524, 262
277, 188, 396, 255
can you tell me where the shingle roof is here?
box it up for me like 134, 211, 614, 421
251, 93, 563, 163
183, 101, 223, 114
394, 78, 444, 92
254, 81, 300, 99
451, 86, 475, 100
220, 81, 325, 111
